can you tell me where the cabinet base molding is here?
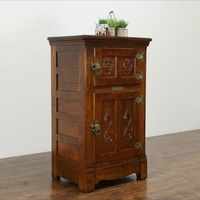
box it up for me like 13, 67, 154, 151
53, 155, 147, 192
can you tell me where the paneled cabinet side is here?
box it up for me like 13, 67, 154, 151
51, 46, 59, 179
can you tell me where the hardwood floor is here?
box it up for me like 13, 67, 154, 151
0, 130, 199, 200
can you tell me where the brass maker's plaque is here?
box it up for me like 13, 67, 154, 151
112, 86, 125, 91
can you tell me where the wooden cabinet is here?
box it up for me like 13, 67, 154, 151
48, 35, 151, 192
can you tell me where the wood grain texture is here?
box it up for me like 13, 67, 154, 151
0, 130, 199, 199
48, 35, 152, 47
94, 91, 144, 163
94, 48, 144, 86
49, 35, 151, 192
51, 44, 81, 183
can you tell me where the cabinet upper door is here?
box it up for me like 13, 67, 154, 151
94, 91, 145, 163
92, 48, 145, 86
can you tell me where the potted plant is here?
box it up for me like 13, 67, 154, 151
107, 18, 118, 36
99, 19, 108, 25
116, 19, 128, 37
95, 19, 108, 36
95, 12, 129, 37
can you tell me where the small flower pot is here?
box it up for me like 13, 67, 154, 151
117, 28, 128, 37
108, 28, 116, 36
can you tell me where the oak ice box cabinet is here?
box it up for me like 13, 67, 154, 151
48, 35, 152, 192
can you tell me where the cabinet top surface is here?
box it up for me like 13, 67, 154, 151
47, 35, 152, 46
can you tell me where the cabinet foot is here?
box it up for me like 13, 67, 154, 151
136, 172, 147, 180
79, 182, 95, 193
137, 156, 147, 180
52, 175, 60, 180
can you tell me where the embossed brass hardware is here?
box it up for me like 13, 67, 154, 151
134, 142, 142, 149
136, 52, 144, 62
91, 61, 101, 74
90, 120, 101, 135
134, 96, 144, 104
135, 73, 143, 81
112, 86, 125, 91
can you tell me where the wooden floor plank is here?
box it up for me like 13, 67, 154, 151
0, 130, 199, 200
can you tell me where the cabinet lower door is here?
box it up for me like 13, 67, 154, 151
94, 91, 145, 163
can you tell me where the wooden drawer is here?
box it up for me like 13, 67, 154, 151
93, 48, 145, 86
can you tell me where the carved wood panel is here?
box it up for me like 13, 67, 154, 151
94, 48, 142, 86
103, 110, 114, 143
121, 57, 135, 77
95, 96, 116, 160
95, 91, 142, 163
119, 98, 136, 150
101, 57, 116, 78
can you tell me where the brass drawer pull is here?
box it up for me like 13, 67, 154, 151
91, 120, 101, 135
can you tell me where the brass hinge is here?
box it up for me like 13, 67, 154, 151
136, 52, 144, 62
134, 96, 144, 104
134, 142, 142, 149
135, 73, 143, 81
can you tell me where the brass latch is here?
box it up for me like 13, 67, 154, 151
90, 120, 101, 135
91, 61, 101, 74
134, 96, 144, 104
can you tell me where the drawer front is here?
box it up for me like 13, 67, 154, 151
93, 48, 145, 86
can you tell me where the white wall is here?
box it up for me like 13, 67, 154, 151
0, 1, 200, 158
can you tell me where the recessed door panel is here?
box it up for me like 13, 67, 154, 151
94, 91, 144, 163
95, 96, 116, 156
93, 48, 145, 86
119, 97, 140, 151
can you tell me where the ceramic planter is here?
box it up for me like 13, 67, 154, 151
117, 28, 128, 37
108, 28, 116, 36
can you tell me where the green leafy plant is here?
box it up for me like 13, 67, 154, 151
98, 19, 108, 24
107, 19, 118, 28
117, 19, 128, 28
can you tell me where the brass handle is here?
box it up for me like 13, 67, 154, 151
136, 52, 144, 62
135, 73, 143, 81
134, 96, 144, 104
91, 61, 101, 74
134, 142, 142, 149
91, 120, 101, 135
